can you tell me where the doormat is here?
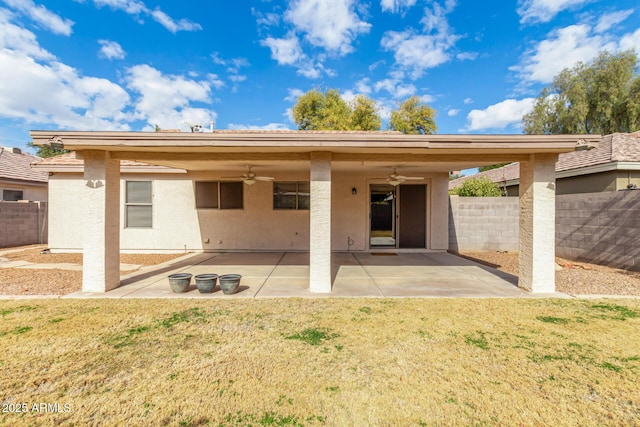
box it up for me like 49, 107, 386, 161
371, 252, 397, 256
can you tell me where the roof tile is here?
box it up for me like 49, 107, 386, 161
0, 147, 48, 183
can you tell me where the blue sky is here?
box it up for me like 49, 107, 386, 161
1, 0, 639, 153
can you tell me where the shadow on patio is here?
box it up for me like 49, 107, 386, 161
61, 251, 537, 299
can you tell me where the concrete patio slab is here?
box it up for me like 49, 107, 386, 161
66, 251, 546, 299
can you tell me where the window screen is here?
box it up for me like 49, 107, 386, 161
195, 181, 219, 208
273, 182, 310, 210
2, 189, 24, 201
195, 181, 243, 209
125, 181, 152, 228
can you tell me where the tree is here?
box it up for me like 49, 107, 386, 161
292, 89, 380, 131
389, 96, 437, 134
27, 141, 68, 158
350, 95, 382, 130
523, 51, 640, 134
479, 163, 510, 172
450, 176, 503, 197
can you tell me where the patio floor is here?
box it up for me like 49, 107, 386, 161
62, 252, 564, 299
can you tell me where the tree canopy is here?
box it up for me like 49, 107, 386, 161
292, 89, 380, 131
291, 90, 437, 134
523, 51, 640, 135
450, 176, 503, 197
27, 141, 68, 158
389, 96, 437, 134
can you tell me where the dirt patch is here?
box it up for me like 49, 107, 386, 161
460, 251, 640, 296
0, 245, 185, 295
1, 245, 183, 266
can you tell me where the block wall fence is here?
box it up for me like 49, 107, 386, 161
0, 201, 48, 248
449, 191, 640, 271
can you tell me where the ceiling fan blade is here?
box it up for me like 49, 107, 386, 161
401, 177, 424, 180
221, 176, 243, 179
254, 176, 275, 181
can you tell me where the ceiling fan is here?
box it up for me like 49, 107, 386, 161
222, 166, 275, 185
386, 168, 424, 186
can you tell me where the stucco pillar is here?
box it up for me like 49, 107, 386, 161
518, 153, 557, 293
309, 152, 332, 293
82, 151, 120, 292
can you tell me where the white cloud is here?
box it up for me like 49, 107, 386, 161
463, 97, 473, 104
0, 16, 130, 130
90, 0, 201, 32
124, 64, 217, 130
0, 10, 219, 133
381, 1, 461, 79
374, 78, 416, 99
2, 0, 74, 35
0, 9, 54, 60
261, 34, 304, 65
284, 88, 304, 102
93, 0, 146, 15
457, 52, 478, 61
447, 109, 460, 116
98, 39, 125, 60
284, 0, 371, 56
517, 0, 589, 24
380, 0, 417, 14
149, 8, 201, 33
511, 24, 615, 84
466, 98, 535, 131
355, 78, 372, 95
252, 8, 280, 30
594, 9, 634, 33
619, 28, 640, 53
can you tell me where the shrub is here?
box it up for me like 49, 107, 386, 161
450, 176, 503, 197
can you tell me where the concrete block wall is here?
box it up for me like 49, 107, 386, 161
0, 201, 48, 248
556, 191, 640, 271
448, 195, 519, 252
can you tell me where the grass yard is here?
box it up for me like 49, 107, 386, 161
1, 298, 639, 426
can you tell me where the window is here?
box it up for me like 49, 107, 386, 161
273, 182, 310, 210
125, 181, 152, 228
2, 189, 24, 201
195, 181, 243, 209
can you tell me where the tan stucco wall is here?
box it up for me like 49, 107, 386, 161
615, 171, 640, 190
47, 170, 450, 253
0, 181, 47, 201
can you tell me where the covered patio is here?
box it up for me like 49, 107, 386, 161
61, 251, 543, 298
31, 130, 599, 296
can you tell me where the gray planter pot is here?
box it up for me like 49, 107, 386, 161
168, 273, 192, 293
218, 274, 242, 295
195, 274, 218, 293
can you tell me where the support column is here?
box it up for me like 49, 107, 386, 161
82, 151, 120, 292
309, 152, 332, 293
518, 153, 557, 293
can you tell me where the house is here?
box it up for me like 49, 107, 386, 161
30, 130, 598, 294
0, 146, 48, 201
449, 132, 640, 195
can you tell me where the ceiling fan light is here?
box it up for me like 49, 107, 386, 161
243, 178, 256, 185
388, 179, 401, 186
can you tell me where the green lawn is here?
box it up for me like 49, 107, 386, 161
1, 298, 639, 426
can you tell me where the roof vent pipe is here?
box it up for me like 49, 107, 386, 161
210, 121, 215, 132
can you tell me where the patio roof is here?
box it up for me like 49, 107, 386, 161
30, 130, 600, 173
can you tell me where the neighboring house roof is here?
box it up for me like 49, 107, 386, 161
0, 147, 48, 184
449, 132, 640, 190
32, 151, 186, 173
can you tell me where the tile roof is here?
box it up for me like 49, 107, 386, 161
33, 151, 152, 167
449, 132, 640, 190
0, 147, 48, 183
